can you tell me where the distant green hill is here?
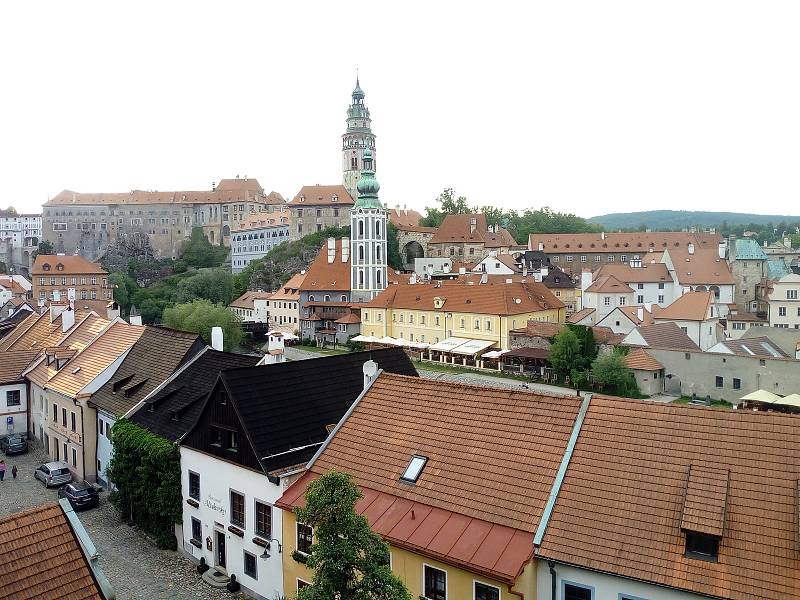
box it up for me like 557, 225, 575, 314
589, 210, 800, 230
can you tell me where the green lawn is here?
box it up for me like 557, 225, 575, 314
672, 396, 733, 409
292, 345, 349, 356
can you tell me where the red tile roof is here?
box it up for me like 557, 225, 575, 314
300, 240, 352, 292
567, 307, 595, 323
0, 349, 40, 384
32, 255, 107, 275
595, 261, 671, 283
585, 274, 634, 294
388, 208, 423, 228
623, 348, 663, 371
430, 214, 517, 248
528, 231, 721, 254
652, 291, 714, 321
290, 185, 354, 206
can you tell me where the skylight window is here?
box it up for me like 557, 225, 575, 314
400, 455, 428, 483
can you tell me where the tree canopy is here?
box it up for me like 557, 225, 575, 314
33, 239, 54, 258
295, 471, 411, 600
162, 299, 242, 350
590, 351, 638, 397
175, 268, 235, 305
548, 328, 584, 377
181, 227, 229, 268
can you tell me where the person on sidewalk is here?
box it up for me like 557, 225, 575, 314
11, 465, 17, 480
0, 460, 5, 482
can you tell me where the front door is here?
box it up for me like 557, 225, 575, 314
215, 530, 226, 570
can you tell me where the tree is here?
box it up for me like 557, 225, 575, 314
33, 239, 54, 258
386, 223, 403, 271
3, 206, 17, 215
566, 324, 598, 364
548, 328, 583, 377
295, 471, 411, 600
181, 228, 228, 268
175, 268, 235, 305
162, 299, 243, 350
590, 352, 638, 397
420, 188, 471, 227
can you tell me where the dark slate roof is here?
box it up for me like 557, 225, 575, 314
91, 327, 204, 417
130, 348, 260, 441
193, 347, 418, 473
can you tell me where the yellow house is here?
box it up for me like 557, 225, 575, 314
276, 372, 585, 600
360, 281, 565, 351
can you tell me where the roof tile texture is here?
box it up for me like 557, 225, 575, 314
290, 185, 354, 206
32, 255, 107, 275
653, 291, 714, 321
623, 348, 663, 371
680, 464, 729, 537
430, 214, 517, 248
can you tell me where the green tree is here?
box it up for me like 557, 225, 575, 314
162, 299, 242, 350
175, 268, 235, 304
420, 188, 471, 227
386, 223, 403, 271
591, 352, 638, 397
181, 227, 228, 268
566, 324, 598, 364
3, 206, 17, 215
548, 328, 583, 377
295, 471, 411, 600
108, 272, 137, 315
33, 239, 54, 258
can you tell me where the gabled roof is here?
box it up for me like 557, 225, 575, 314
537, 396, 800, 600
300, 240, 351, 292
278, 373, 585, 584
0, 501, 107, 599
652, 291, 714, 321
388, 208, 423, 229
766, 259, 792, 280
0, 276, 27, 295
194, 348, 418, 473
214, 177, 265, 194
741, 326, 800, 356
429, 214, 517, 248
617, 305, 655, 326
665, 246, 735, 286
0, 309, 99, 353
623, 347, 663, 371
595, 261, 671, 283
567, 307, 595, 324
229, 291, 273, 309
129, 349, 260, 442
91, 327, 203, 417
364, 281, 564, 315
290, 185, 354, 206
528, 231, 721, 254
334, 312, 361, 324
32, 255, 107, 275
623, 322, 701, 351
585, 274, 634, 294
0, 349, 40, 385
710, 337, 789, 359
510, 321, 623, 346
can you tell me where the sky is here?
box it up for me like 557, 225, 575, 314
2, 2, 799, 218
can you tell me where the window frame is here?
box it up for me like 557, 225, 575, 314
423, 564, 447, 600
229, 489, 245, 528
6, 389, 21, 407
188, 471, 200, 501
685, 531, 720, 561
296, 521, 314, 555
562, 580, 594, 600
191, 517, 202, 542
254, 499, 272, 539
243, 549, 258, 580
473, 580, 501, 600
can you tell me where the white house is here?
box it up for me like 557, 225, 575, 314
595, 305, 654, 335
766, 273, 800, 329
581, 273, 635, 322
0, 350, 37, 435
472, 253, 519, 275
651, 291, 723, 350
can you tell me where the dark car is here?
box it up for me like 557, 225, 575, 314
0, 434, 28, 456
57, 482, 100, 510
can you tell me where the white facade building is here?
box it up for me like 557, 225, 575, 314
350, 148, 387, 303
231, 221, 290, 274
767, 273, 800, 329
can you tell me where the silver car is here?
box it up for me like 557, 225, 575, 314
34, 461, 73, 487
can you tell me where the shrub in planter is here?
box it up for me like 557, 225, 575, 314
292, 549, 308, 564
227, 574, 240, 592
197, 557, 209, 574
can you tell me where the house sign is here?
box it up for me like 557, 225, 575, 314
205, 494, 226, 516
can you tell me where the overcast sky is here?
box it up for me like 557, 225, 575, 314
2, 2, 799, 218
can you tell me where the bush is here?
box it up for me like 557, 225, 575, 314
163, 299, 243, 350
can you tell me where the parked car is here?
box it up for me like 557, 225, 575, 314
0, 434, 28, 456
57, 482, 100, 510
33, 461, 73, 487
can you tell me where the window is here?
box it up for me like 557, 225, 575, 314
594, 255, 601, 261
637, 295, 644, 303
53, 403, 58, 421
715, 376, 723, 388
563, 582, 593, 600
71, 448, 77, 467
486, 320, 492, 331
733, 378, 741, 390
658, 294, 664, 304
566, 255, 573, 262
580, 255, 587, 262
608, 255, 615, 262
685, 532, 719, 560
297, 580, 311, 591
619, 297, 626, 306
424, 565, 447, 600
603, 297, 611, 306
62, 408, 67, 427
255, 501, 272, 538
760, 359, 766, 366
620, 254, 627, 262
191, 517, 202, 542
297, 522, 313, 554
6, 390, 20, 407
658, 282, 665, 289
70, 412, 76, 432
400, 455, 428, 483
474, 582, 500, 600
243, 550, 257, 579
188, 471, 200, 500
779, 307, 787, 316
637, 283, 644, 290
223, 490, 246, 531
788, 289, 798, 299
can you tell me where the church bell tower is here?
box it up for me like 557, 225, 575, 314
350, 148, 387, 302
342, 77, 376, 200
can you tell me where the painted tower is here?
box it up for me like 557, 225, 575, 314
342, 77, 376, 199
350, 148, 387, 302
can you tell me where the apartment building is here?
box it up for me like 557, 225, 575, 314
31, 254, 110, 303
766, 273, 800, 329
426, 213, 518, 260
230, 215, 290, 274
0, 210, 41, 270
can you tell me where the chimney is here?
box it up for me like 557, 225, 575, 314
211, 326, 224, 351
637, 307, 644, 322
785, 237, 792, 249
538, 242, 544, 251
342, 238, 350, 263
61, 307, 75, 333
327, 237, 336, 264
363, 359, 378, 390
581, 269, 593, 293
458, 266, 466, 275
106, 301, 121, 320
601, 231, 606, 240
688, 242, 695, 255
470, 217, 477, 234
129, 304, 142, 326
268, 332, 284, 354
50, 302, 66, 322
409, 273, 418, 285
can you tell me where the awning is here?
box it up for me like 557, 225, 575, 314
451, 339, 496, 356
739, 389, 781, 404
774, 393, 800, 408
428, 337, 469, 352
350, 334, 377, 343
482, 349, 510, 359
376, 336, 398, 345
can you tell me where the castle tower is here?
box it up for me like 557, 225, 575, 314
350, 148, 387, 302
342, 77, 376, 199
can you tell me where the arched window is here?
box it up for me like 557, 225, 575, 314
358, 220, 364, 238
358, 271, 364, 289
376, 220, 381, 238
376, 245, 381, 261
376, 270, 382, 286
358, 245, 364, 262
309, 295, 315, 302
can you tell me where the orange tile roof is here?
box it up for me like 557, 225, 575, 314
652, 291, 714, 321
585, 274, 634, 294
528, 231, 721, 254
537, 396, 800, 600
214, 177, 265, 193
32, 255, 107, 275
623, 347, 663, 371
680, 464, 729, 537
0, 309, 94, 353
594, 261, 671, 283
279, 373, 584, 583
388, 208, 423, 228
45, 181, 272, 206
364, 281, 564, 315
0, 502, 104, 599
0, 276, 27, 295
665, 246, 735, 286
269, 273, 305, 301
46, 321, 144, 398
567, 307, 595, 323
0, 349, 40, 384
290, 184, 354, 206
625, 322, 702, 351
229, 291, 273, 309
510, 321, 622, 346
615, 305, 655, 326
334, 312, 361, 324
430, 214, 517, 248
300, 240, 352, 292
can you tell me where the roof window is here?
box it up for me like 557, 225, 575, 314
681, 463, 728, 562
400, 455, 428, 483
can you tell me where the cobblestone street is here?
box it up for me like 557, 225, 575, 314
0, 445, 243, 600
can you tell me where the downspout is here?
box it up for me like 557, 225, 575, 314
549, 561, 557, 600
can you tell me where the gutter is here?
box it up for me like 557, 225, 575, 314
533, 392, 592, 547
60, 498, 116, 599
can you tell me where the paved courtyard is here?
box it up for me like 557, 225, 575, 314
0, 445, 243, 600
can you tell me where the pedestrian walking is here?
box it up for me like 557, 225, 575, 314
11, 465, 17, 480
0, 460, 5, 482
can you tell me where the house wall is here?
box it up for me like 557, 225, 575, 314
646, 348, 800, 403
267, 298, 299, 333
654, 318, 720, 351
181, 447, 284, 599
231, 225, 290, 274
29, 382, 49, 449
0, 382, 28, 435
596, 311, 638, 335
583, 291, 634, 322
280, 509, 526, 600
45, 390, 97, 482
291, 205, 351, 240
627, 281, 676, 307
725, 321, 766, 340
536, 560, 708, 600
632, 369, 664, 396
96, 410, 115, 487
32, 271, 111, 304
731, 258, 765, 309
767, 275, 800, 329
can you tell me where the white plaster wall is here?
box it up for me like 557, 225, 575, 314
0, 383, 28, 435
180, 447, 284, 599
29, 382, 49, 447
536, 560, 709, 600
96, 411, 114, 487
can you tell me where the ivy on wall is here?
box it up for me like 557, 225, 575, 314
106, 418, 182, 550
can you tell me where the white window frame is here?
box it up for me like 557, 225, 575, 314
473, 579, 501, 600
423, 563, 448, 600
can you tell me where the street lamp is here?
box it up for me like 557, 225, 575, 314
260, 538, 282, 559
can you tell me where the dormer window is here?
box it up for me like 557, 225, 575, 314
685, 532, 719, 560
400, 455, 428, 483
299, 195, 305, 202
681, 463, 728, 563
42, 263, 50, 271
56, 263, 64, 271
331, 195, 338, 202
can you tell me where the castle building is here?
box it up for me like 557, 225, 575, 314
350, 148, 387, 303
342, 78, 376, 199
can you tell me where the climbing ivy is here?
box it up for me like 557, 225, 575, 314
106, 419, 182, 549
